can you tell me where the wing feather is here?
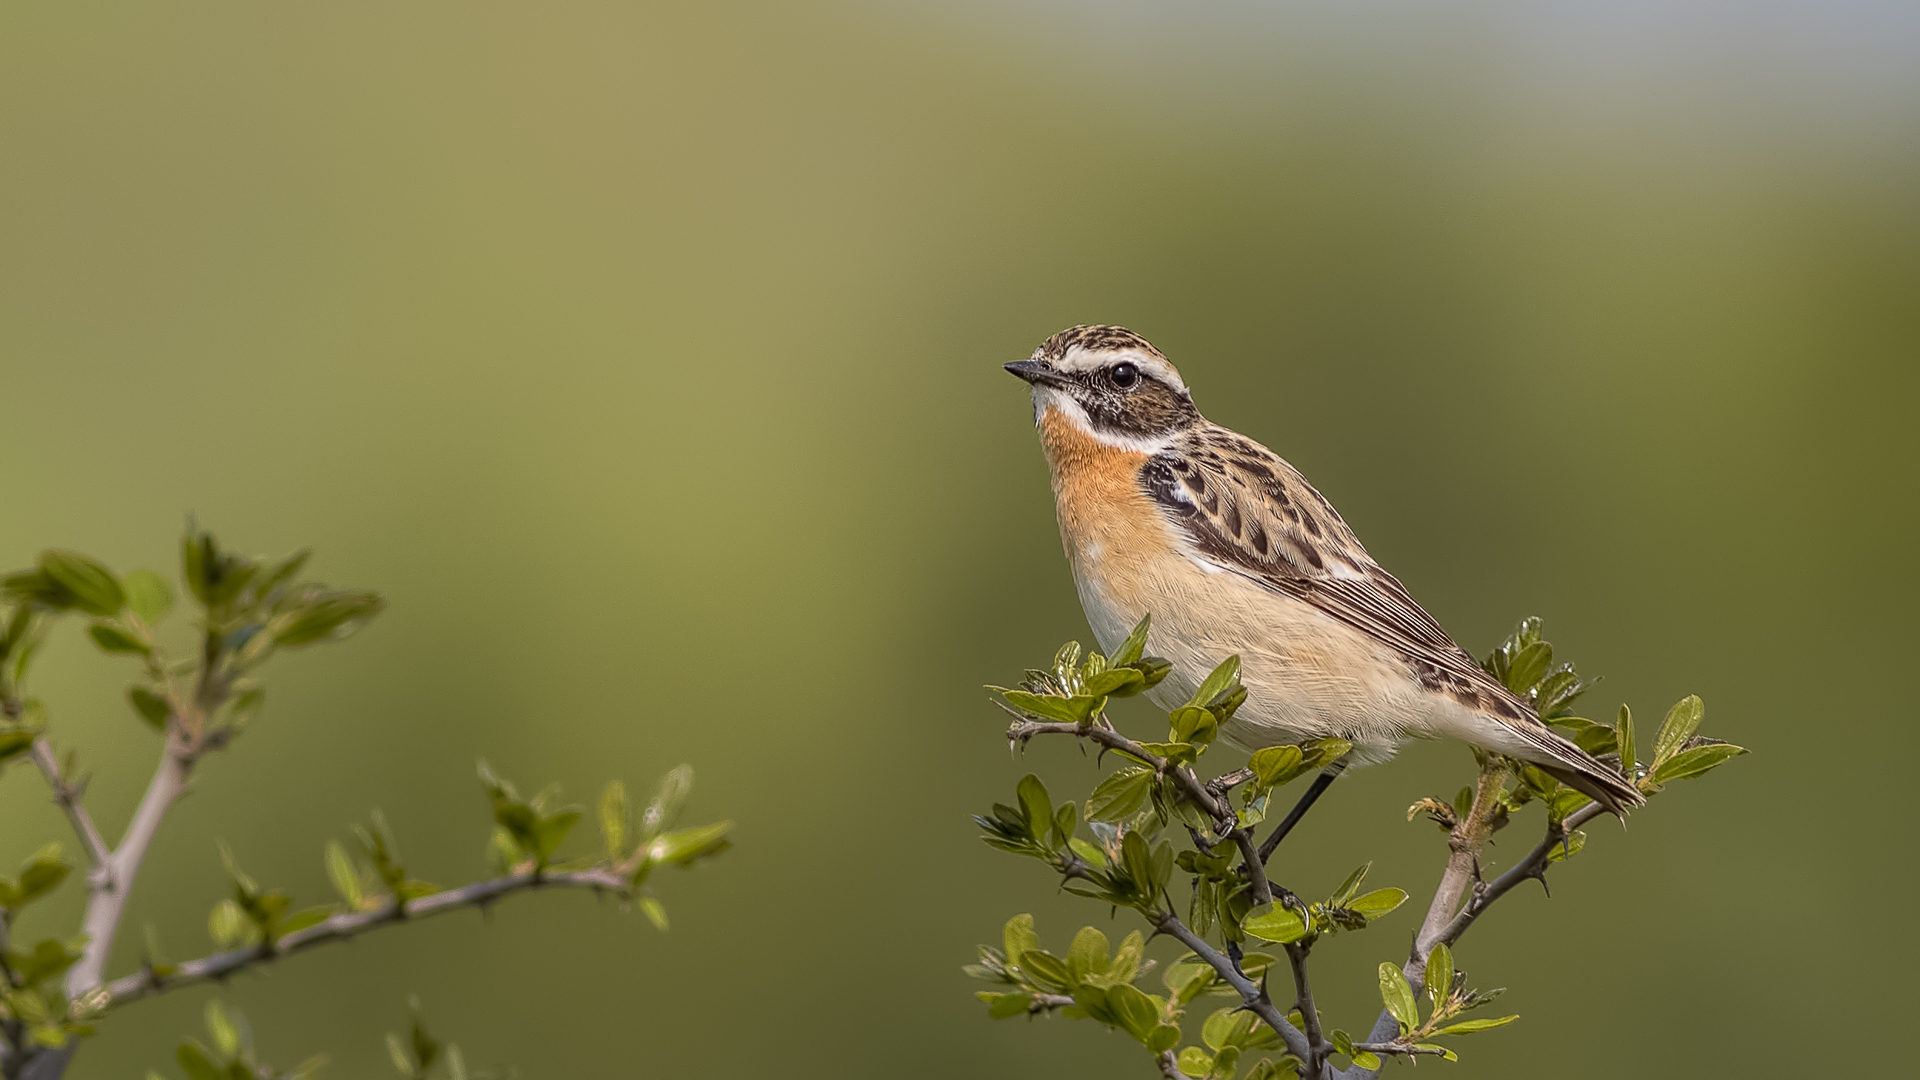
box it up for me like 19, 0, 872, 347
1140, 428, 1520, 714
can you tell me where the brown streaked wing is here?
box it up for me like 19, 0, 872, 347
1139, 427, 1524, 713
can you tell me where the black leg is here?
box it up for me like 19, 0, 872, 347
1257, 764, 1345, 863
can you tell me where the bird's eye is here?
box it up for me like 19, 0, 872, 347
1111, 362, 1139, 389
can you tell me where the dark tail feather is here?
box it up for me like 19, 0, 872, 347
1535, 759, 1644, 820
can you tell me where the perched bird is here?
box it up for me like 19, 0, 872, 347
1006, 325, 1643, 819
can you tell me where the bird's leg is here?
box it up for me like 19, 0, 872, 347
1257, 764, 1345, 864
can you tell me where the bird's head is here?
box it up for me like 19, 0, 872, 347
1005, 326, 1201, 450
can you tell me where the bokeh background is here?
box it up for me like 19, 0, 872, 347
3, 1, 1916, 1077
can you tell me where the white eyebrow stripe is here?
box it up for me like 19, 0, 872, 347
1048, 346, 1187, 395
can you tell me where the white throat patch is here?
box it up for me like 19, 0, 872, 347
1031, 388, 1177, 455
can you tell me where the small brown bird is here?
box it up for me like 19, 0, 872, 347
1007, 325, 1642, 818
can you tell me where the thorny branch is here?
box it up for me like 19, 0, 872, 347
97, 866, 633, 1007
1282, 942, 1327, 1075
1006, 711, 1622, 1080
1150, 910, 1315, 1066
1007, 717, 1334, 1072
27, 741, 112, 877
1005, 716, 1232, 822
1348, 771, 1613, 1075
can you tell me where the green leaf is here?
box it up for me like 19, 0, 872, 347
1086, 768, 1153, 822
1068, 926, 1110, 983
14, 845, 71, 907
1112, 613, 1153, 666
1106, 982, 1159, 1040
1146, 1023, 1182, 1054
1067, 837, 1109, 868
1169, 706, 1219, 746
982, 991, 1032, 1019
208, 899, 255, 949
325, 841, 364, 909
177, 1042, 225, 1080
1435, 1014, 1520, 1035
1653, 695, 1704, 765
1545, 787, 1591, 823
642, 764, 694, 840
1328, 863, 1370, 906
638, 895, 668, 931
1242, 903, 1307, 944
648, 821, 732, 865
1616, 704, 1636, 775
1001, 690, 1100, 724
1503, 641, 1551, 695
1351, 1051, 1382, 1070
1121, 830, 1156, 895
1552, 717, 1618, 757
1425, 942, 1454, 1009
1379, 962, 1420, 1031
1003, 914, 1039, 968
1106, 931, 1145, 985
386, 1031, 415, 1075
1186, 656, 1241, 710
1126, 656, 1173, 691
1083, 667, 1146, 698
1016, 774, 1052, 841
205, 1001, 240, 1058
0, 730, 35, 765
40, 550, 124, 616
1348, 887, 1408, 920
1300, 737, 1353, 771
1177, 1047, 1215, 1077
1203, 1007, 1251, 1051
278, 905, 337, 937
1136, 741, 1198, 766
1019, 949, 1073, 992
1248, 745, 1305, 789
599, 781, 629, 860
127, 687, 172, 731
275, 590, 385, 647
87, 623, 148, 654
1413, 1043, 1460, 1062
123, 571, 174, 626
1651, 741, 1748, 784
10, 937, 83, 985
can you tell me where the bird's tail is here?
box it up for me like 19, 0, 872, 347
1509, 721, 1645, 819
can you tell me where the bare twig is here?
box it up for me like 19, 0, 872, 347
1350, 1042, 1449, 1058
1155, 1050, 1186, 1080
28, 740, 114, 878
1282, 942, 1328, 1075
1231, 829, 1273, 907
98, 866, 631, 1008
62, 734, 197, 999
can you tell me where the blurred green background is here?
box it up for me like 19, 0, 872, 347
3, 1, 1916, 1076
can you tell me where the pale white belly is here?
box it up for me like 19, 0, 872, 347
1072, 548, 1450, 766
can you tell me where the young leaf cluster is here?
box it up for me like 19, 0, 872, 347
0, 525, 734, 1080
968, 615, 1749, 1080
967, 915, 1300, 1080
154, 1001, 323, 1080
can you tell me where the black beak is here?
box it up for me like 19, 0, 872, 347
1005, 360, 1071, 388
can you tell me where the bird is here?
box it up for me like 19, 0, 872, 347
1005, 325, 1643, 821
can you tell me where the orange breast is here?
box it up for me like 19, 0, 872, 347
1037, 406, 1171, 599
